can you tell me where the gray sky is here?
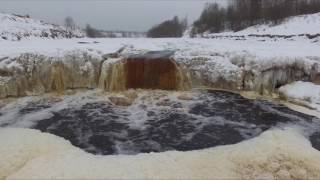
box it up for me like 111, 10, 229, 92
0, 0, 228, 31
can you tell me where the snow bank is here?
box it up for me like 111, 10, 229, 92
1, 127, 320, 179
279, 81, 320, 111
0, 13, 84, 41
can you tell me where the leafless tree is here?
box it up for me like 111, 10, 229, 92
192, 0, 320, 34
85, 24, 104, 38
147, 16, 188, 38
64, 16, 76, 31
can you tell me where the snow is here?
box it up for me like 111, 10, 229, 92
1, 127, 320, 179
0, 37, 319, 59
0, 11, 320, 179
207, 13, 320, 36
279, 81, 320, 111
0, 13, 84, 41
0, 14, 319, 98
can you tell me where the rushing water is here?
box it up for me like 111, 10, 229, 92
1, 90, 320, 155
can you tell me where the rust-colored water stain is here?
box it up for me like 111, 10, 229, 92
125, 56, 178, 90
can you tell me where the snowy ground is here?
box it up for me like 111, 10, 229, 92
0, 37, 319, 58
1, 11, 320, 179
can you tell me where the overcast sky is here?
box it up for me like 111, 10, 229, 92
0, 0, 228, 31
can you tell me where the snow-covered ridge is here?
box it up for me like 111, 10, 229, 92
203, 12, 320, 38
0, 13, 85, 41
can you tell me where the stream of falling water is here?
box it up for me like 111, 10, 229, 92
1, 89, 320, 155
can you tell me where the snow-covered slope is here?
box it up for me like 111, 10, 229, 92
239, 13, 320, 35
205, 12, 320, 37
0, 13, 85, 41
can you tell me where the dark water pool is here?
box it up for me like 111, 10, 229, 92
1, 90, 320, 155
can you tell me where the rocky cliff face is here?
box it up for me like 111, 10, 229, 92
175, 53, 319, 95
0, 49, 319, 98
0, 51, 100, 97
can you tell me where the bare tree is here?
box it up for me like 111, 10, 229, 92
147, 16, 188, 38
192, 0, 320, 35
64, 16, 76, 31
85, 24, 104, 38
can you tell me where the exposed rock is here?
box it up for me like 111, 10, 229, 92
248, 63, 311, 95
177, 94, 193, 100
108, 96, 133, 106
175, 55, 243, 92
156, 98, 171, 106
311, 64, 320, 85
1, 49, 320, 98
276, 169, 291, 179
312, 74, 320, 84
0, 51, 101, 98
102, 53, 119, 59
179, 54, 317, 95
122, 90, 138, 100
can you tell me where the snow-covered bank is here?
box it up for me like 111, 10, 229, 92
202, 12, 320, 37
1, 127, 320, 179
0, 13, 84, 41
279, 81, 320, 111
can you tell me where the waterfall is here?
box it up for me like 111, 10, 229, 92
98, 51, 191, 91
0, 50, 318, 98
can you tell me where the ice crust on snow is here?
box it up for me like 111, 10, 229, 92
1, 127, 320, 179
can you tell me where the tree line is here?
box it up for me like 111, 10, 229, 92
147, 16, 187, 38
64, 17, 145, 38
192, 0, 320, 34
63, 0, 320, 38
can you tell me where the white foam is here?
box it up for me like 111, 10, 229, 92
0, 90, 104, 127
1, 127, 320, 179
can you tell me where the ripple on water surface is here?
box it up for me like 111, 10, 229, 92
0, 90, 320, 155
